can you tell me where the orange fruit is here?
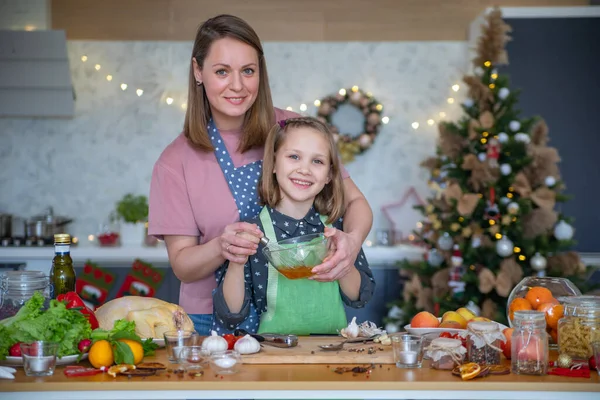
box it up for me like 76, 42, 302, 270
107, 364, 136, 377
118, 339, 144, 365
549, 328, 558, 343
525, 287, 554, 309
88, 340, 114, 369
545, 304, 564, 330
508, 297, 532, 321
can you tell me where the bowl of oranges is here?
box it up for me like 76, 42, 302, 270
507, 276, 582, 346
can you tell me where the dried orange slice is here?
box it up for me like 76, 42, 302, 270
459, 362, 481, 381
107, 364, 136, 377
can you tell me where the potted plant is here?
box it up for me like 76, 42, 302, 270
115, 193, 148, 246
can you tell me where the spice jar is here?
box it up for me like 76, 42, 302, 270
467, 321, 505, 365
0, 271, 50, 320
557, 295, 600, 360
511, 310, 548, 375
425, 338, 466, 370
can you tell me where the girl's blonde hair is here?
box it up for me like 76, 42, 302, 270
258, 117, 345, 224
183, 14, 275, 152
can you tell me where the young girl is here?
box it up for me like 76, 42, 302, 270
212, 117, 375, 335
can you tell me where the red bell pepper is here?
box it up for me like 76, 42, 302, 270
57, 292, 99, 330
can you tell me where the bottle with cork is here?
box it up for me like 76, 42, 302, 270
49, 233, 76, 298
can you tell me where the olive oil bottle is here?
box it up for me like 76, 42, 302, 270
49, 233, 76, 298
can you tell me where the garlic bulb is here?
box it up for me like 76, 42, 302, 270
201, 330, 228, 354
358, 320, 385, 337
340, 316, 359, 338
233, 334, 261, 355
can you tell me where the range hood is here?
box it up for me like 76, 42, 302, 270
0, 30, 74, 118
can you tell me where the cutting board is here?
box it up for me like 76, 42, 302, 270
241, 336, 394, 364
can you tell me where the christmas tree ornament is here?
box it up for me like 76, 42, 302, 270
557, 353, 573, 368
530, 252, 548, 272
437, 232, 454, 251
545, 176, 557, 187
500, 196, 511, 205
448, 245, 466, 295
484, 188, 500, 221
498, 132, 509, 143
471, 236, 482, 248
478, 152, 487, 162
465, 300, 481, 316
498, 87, 510, 100
495, 236, 514, 257
474, 66, 484, 76
463, 98, 474, 108
451, 244, 463, 267
388, 305, 404, 319
515, 132, 531, 144
500, 163, 512, 175
486, 137, 501, 168
554, 220, 574, 240
507, 202, 520, 214
427, 248, 445, 267
509, 120, 521, 131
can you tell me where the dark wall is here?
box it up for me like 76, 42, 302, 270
500, 17, 600, 252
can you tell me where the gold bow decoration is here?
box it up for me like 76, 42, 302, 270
513, 172, 556, 211
443, 182, 481, 216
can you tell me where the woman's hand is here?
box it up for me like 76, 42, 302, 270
310, 226, 361, 282
220, 222, 263, 264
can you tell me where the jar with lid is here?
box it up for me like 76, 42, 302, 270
425, 338, 466, 370
557, 295, 600, 360
0, 271, 50, 320
511, 310, 548, 375
467, 321, 505, 365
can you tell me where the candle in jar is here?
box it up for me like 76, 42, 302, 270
27, 356, 55, 372
214, 357, 237, 369
399, 350, 418, 365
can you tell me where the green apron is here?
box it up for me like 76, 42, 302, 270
257, 208, 348, 335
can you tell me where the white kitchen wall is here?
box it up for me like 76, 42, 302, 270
0, 39, 469, 242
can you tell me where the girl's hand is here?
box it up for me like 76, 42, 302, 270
310, 227, 361, 282
221, 222, 263, 264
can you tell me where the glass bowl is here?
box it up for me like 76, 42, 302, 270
262, 233, 329, 279
177, 345, 210, 371
209, 350, 242, 374
506, 276, 582, 346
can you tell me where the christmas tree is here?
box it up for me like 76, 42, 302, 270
387, 8, 596, 328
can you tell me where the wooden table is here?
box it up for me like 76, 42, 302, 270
0, 347, 598, 400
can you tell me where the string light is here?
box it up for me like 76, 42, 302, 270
81, 55, 88, 62
351, 86, 359, 92
482, 131, 489, 137
481, 138, 487, 144
447, 97, 455, 104
136, 89, 143, 97
484, 61, 492, 67
514, 247, 521, 253
286, 106, 293, 111
338, 88, 346, 96
375, 104, 383, 111
489, 220, 496, 226
491, 73, 498, 80
427, 119, 435, 126
439, 112, 446, 118
489, 83, 496, 89
106, 75, 112, 81
120, 83, 127, 91
519, 255, 526, 261
166, 97, 174, 105
495, 233, 502, 239
299, 103, 307, 112
94, 64, 101, 71
452, 84, 460, 92
411, 122, 419, 130
381, 116, 389, 124
313, 99, 321, 107
181, 103, 187, 110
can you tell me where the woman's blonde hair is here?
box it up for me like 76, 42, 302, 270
258, 117, 345, 224
183, 14, 275, 152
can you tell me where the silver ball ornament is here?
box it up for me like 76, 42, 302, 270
545, 176, 557, 187
498, 132, 509, 143
507, 202, 520, 215
531, 252, 548, 272
509, 120, 521, 132
500, 163, 512, 176
437, 232, 453, 251
498, 87, 510, 100
496, 236, 514, 257
478, 153, 487, 162
427, 248, 445, 267
554, 221, 574, 241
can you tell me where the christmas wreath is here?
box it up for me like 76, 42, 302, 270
316, 87, 384, 163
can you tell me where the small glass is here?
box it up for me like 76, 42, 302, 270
163, 330, 194, 363
209, 350, 242, 374
391, 334, 424, 368
177, 345, 210, 371
592, 342, 600, 376
20, 341, 59, 377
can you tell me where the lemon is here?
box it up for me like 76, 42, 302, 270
118, 339, 144, 365
88, 340, 114, 369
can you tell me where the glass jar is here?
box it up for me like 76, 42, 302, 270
557, 295, 600, 360
467, 321, 505, 365
0, 271, 50, 320
425, 338, 466, 370
511, 310, 548, 375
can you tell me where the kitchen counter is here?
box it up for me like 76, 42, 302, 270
0, 348, 598, 400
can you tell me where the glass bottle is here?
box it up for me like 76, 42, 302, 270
557, 295, 600, 360
0, 271, 50, 319
466, 321, 505, 365
511, 310, 548, 375
49, 233, 75, 298
426, 338, 466, 370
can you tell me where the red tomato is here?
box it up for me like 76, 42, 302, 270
223, 334, 238, 350
440, 332, 453, 338
9, 343, 22, 357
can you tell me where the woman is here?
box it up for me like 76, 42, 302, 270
148, 14, 373, 335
